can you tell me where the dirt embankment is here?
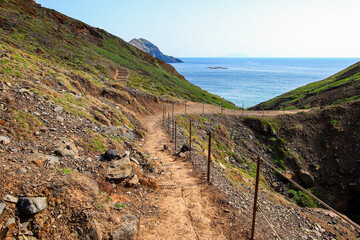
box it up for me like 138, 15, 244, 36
136, 101, 360, 239
165, 101, 360, 227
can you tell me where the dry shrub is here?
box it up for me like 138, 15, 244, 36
70, 173, 100, 198
97, 179, 113, 194
109, 193, 129, 203
139, 177, 158, 190
3, 94, 14, 106
0, 119, 9, 127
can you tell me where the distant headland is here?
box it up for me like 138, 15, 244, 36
129, 38, 183, 63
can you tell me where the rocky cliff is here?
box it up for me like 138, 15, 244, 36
129, 38, 183, 63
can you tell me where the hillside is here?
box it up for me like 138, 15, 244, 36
129, 38, 183, 63
250, 61, 360, 110
173, 102, 360, 228
0, 0, 236, 109
0, 0, 359, 239
0, 0, 239, 239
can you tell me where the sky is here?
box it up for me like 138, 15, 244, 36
35, 0, 360, 58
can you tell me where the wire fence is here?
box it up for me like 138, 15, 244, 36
161, 105, 360, 239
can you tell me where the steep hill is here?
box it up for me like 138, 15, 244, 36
174, 102, 360, 226
250, 61, 360, 110
0, 0, 236, 109
0, 0, 237, 239
129, 38, 183, 63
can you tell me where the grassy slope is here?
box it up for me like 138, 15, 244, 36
250, 61, 360, 110
0, 0, 237, 109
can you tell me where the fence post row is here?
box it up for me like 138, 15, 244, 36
207, 131, 212, 183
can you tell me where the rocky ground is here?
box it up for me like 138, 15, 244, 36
1, 80, 359, 239
0, 80, 161, 239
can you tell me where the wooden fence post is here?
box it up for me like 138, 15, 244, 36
207, 131, 212, 183
189, 120, 192, 161
251, 157, 261, 240
174, 121, 177, 151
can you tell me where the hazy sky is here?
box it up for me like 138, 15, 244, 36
36, 0, 360, 58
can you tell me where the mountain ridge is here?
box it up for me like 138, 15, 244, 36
129, 38, 183, 63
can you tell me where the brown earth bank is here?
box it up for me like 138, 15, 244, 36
164, 101, 360, 226
0, 0, 358, 239
0, 80, 360, 239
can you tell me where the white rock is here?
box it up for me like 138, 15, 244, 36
4, 194, 18, 203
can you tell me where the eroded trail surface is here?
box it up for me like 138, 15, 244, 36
137, 115, 227, 240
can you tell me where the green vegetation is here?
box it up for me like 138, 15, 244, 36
114, 203, 126, 209
84, 130, 107, 153
58, 168, 73, 175
288, 189, 319, 208
250, 61, 360, 110
329, 116, 340, 127
0, 0, 237, 109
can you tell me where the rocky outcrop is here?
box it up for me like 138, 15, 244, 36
112, 214, 137, 240
16, 197, 47, 215
106, 154, 132, 181
129, 38, 183, 63
54, 139, 78, 159
299, 170, 314, 188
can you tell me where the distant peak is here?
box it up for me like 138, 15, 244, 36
129, 38, 183, 63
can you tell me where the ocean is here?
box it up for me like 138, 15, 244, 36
170, 58, 359, 108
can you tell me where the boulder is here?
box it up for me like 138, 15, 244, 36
112, 214, 137, 240
104, 126, 122, 135
0, 203, 6, 214
349, 182, 360, 193
103, 150, 119, 161
127, 174, 139, 187
16, 168, 27, 175
45, 155, 60, 169
180, 144, 190, 153
54, 139, 78, 158
299, 170, 314, 188
4, 194, 18, 203
122, 131, 135, 142
106, 156, 132, 181
0, 136, 10, 144
16, 197, 47, 215
54, 105, 63, 114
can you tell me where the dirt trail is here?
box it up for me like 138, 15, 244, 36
160, 100, 310, 117
137, 101, 310, 239
137, 114, 227, 239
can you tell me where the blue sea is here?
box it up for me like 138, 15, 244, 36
170, 58, 359, 108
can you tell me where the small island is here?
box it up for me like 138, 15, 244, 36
207, 66, 228, 69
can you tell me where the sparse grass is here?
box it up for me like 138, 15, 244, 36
58, 167, 72, 175
85, 130, 106, 153
288, 188, 319, 208
114, 203, 126, 209
329, 117, 340, 127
